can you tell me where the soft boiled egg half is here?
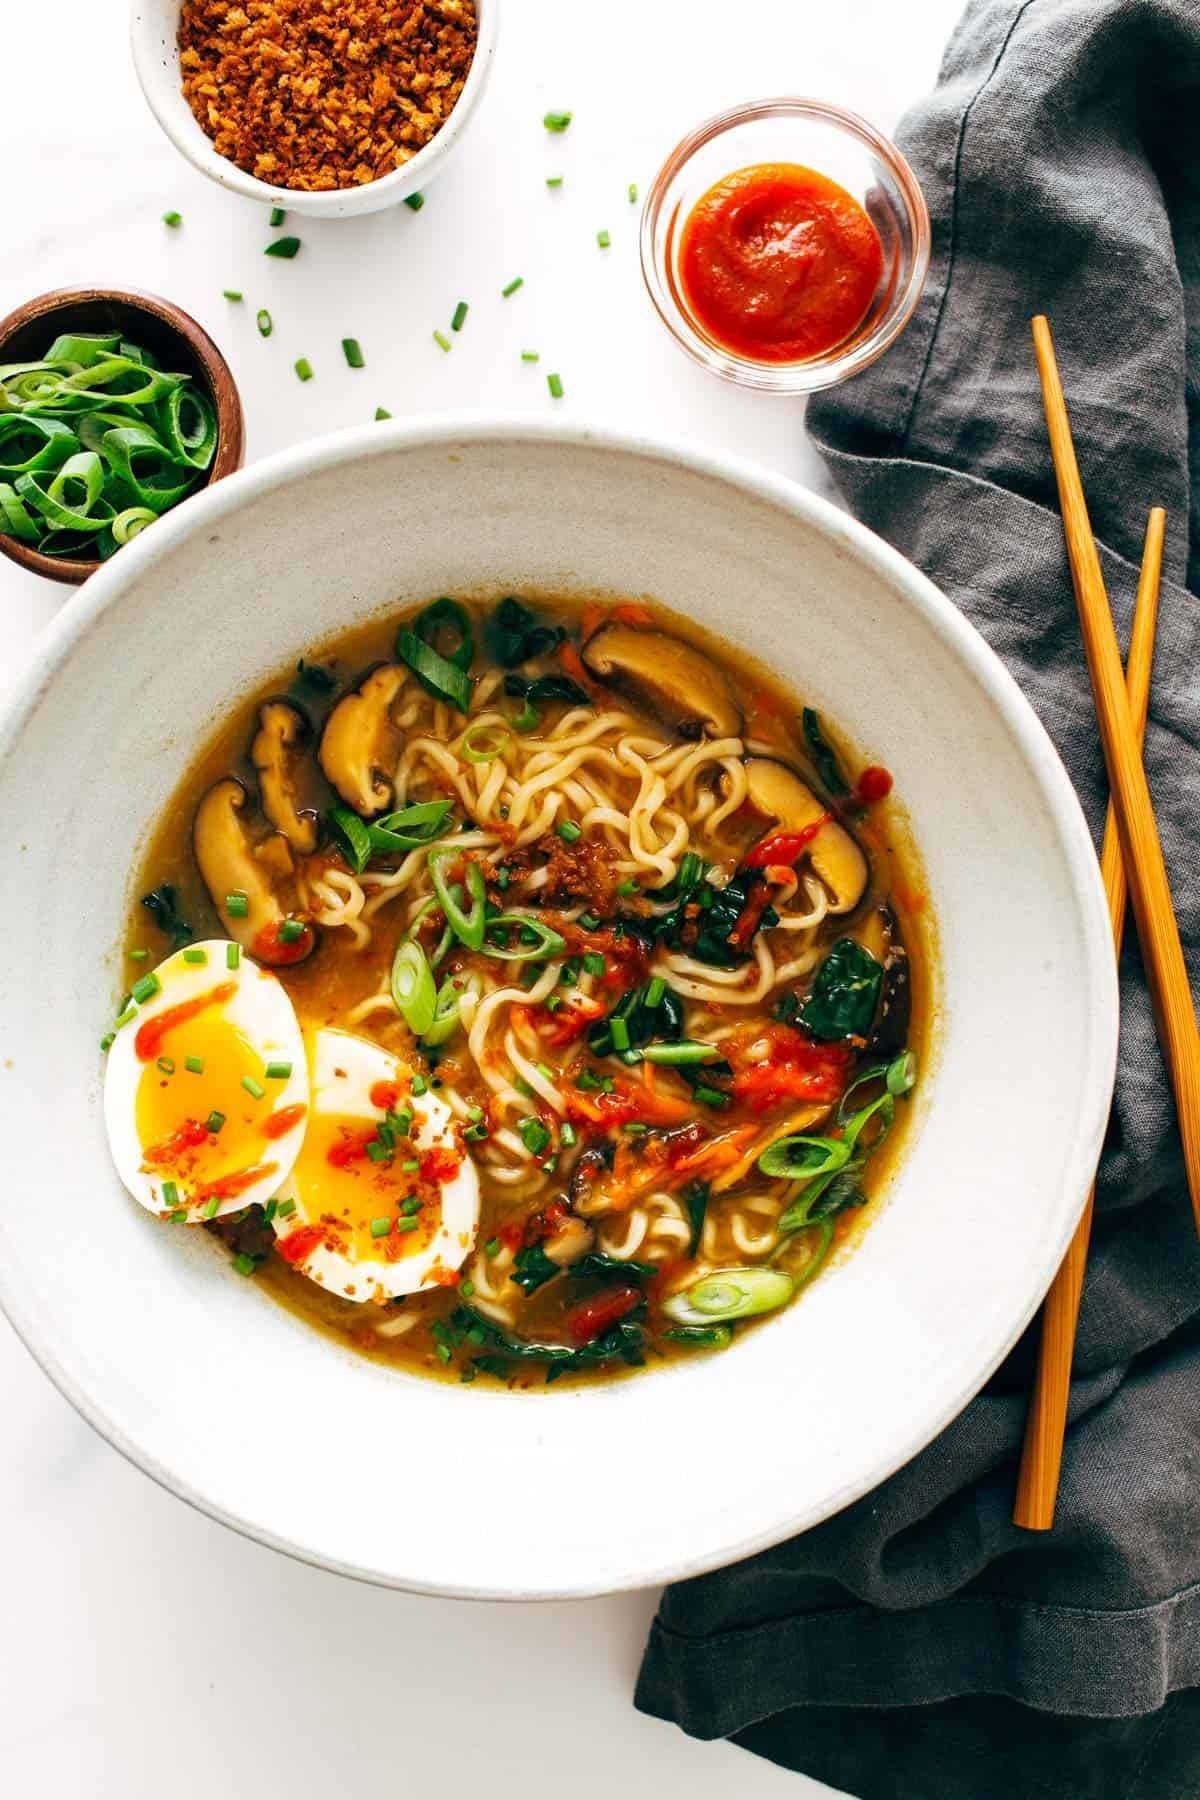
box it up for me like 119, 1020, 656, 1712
272, 1027, 480, 1302
104, 940, 309, 1221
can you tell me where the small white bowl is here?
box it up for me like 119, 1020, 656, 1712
130, 0, 498, 218
0, 418, 1117, 1598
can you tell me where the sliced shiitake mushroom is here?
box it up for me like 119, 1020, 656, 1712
581, 622, 742, 739
861, 902, 911, 1056
543, 1214, 595, 1268
742, 757, 868, 914
318, 663, 407, 818
252, 700, 318, 854
193, 777, 315, 965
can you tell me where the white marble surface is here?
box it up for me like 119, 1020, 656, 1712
0, 3, 961, 1793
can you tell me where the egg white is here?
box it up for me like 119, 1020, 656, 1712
103, 940, 308, 1220
273, 1026, 480, 1301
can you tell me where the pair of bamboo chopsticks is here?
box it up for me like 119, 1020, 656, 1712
1012, 316, 1200, 1530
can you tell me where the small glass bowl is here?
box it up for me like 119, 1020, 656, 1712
640, 98, 931, 395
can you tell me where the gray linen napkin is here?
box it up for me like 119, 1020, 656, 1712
635, 2, 1200, 1794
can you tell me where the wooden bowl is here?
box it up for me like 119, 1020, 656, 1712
0, 286, 244, 586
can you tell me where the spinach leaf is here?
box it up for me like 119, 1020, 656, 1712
487, 597, 565, 667
573, 1251, 657, 1282
807, 1166, 868, 1221
454, 1304, 646, 1383
141, 883, 193, 947
802, 707, 850, 796
657, 871, 777, 969
684, 1181, 709, 1257
800, 937, 883, 1041
509, 1244, 560, 1295
504, 672, 591, 707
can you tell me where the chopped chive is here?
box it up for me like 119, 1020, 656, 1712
578, 911, 601, 931
369, 1216, 393, 1239
520, 350, 540, 363
624, 1121, 648, 1136
256, 309, 273, 338
645, 975, 666, 1009
400, 1194, 422, 1215
694, 1083, 731, 1108
263, 1198, 278, 1224
501, 276, 524, 298
485, 1237, 500, 1257
366, 1140, 391, 1164
435, 1342, 453, 1364
128, 948, 150, 962
433, 330, 451, 352
547, 372, 564, 399
131, 973, 161, 1005
294, 357, 314, 382
404, 191, 425, 211
162, 210, 182, 228
412, 1073, 428, 1096
185, 1055, 204, 1074
277, 918, 305, 944
560, 1121, 578, 1148
156, 1056, 176, 1075
583, 951, 605, 978
467, 1106, 484, 1123
225, 890, 249, 918
205, 1110, 225, 1133
543, 111, 572, 132
223, 290, 243, 301
451, 301, 469, 332
342, 337, 365, 369
114, 1004, 137, 1029
162, 1180, 179, 1207
265, 235, 301, 258
597, 229, 611, 249
375, 406, 392, 420
616, 878, 640, 896
397, 1216, 421, 1234
389, 1108, 413, 1136
463, 1122, 488, 1142
202, 1197, 220, 1219
232, 1252, 258, 1276
226, 943, 240, 970
277, 1197, 296, 1218
100, 1032, 115, 1052
556, 819, 582, 843
610, 1016, 632, 1053
401, 1158, 420, 1172
460, 1278, 476, 1298
241, 1075, 265, 1099
265, 1060, 292, 1080
546, 176, 564, 189
518, 1116, 551, 1156
377, 1121, 396, 1151
167, 1208, 189, 1223
628, 183, 638, 203
183, 947, 207, 964
269, 205, 286, 226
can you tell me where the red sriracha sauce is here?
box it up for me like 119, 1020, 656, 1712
678, 162, 884, 364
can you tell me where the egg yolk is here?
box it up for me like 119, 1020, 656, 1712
286, 1113, 440, 1262
135, 1009, 284, 1203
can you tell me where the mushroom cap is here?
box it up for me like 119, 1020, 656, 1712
743, 757, 869, 914
252, 699, 318, 855
318, 663, 408, 818
193, 777, 314, 965
581, 622, 742, 739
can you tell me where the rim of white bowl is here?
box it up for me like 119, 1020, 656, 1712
129, 0, 499, 216
0, 416, 1119, 1596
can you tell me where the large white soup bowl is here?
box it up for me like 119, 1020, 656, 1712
0, 419, 1117, 1598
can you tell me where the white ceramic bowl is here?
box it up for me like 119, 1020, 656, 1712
0, 420, 1117, 1598
130, 0, 497, 218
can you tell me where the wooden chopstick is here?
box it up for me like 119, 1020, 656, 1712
1032, 315, 1200, 1235
1013, 507, 1165, 1531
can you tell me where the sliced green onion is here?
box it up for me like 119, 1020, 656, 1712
269, 206, 286, 226
162, 210, 182, 228
183, 948, 207, 964
662, 1267, 795, 1327
202, 1196, 221, 1219
451, 301, 469, 332
643, 976, 666, 1009
641, 1040, 720, 1066
205, 1111, 225, 1134
461, 722, 509, 764
278, 919, 306, 944
366, 1139, 391, 1164
112, 506, 157, 545
518, 1116, 551, 1155
370, 1216, 393, 1238
433, 330, 451, 353
395, 626, 471, 710
277, 1197, 296, 1218
481, 911, 567, 963
610, 1016, 631, 1053
520, 351, 540, 364
131, 972, 160, 1005
265, 236, 301, 258
423, 973, 478, 1048
367, 798, 454, 855
391, 939, 437, 1036
100, 1031, 116, 1052
265, 1060, 292, 1080
155, 385, 217, 470
185, 1055, 204, 1074
226, 942, 240, 969
888, 1050, 917, 1095
328, 805, 372, 873
597, 229, 611, 248
582, 951, 605, 977
694, 1084, 731, 1109
294, 358, 313, 382
556, 819, 582, 843
232, 1253, 258, 1276
400, 1193, 422, 1212
429, 847, 487, 950
342, 338, 365, 368
617, 878, 640, 896
412, 1074, 428, 1096
114, 1003, 137, 1029
543, 111, 572, 131
242, 1075, 265, 1099
415, 597, 473, 669
397, 1216, 421, 1235
162, 1180, 179, 1207
501, 277, 524, 298
404, 192, 425, 211
223, 289, 243, 302
485, 1237, 500, 1257
256, 310, 273, 338
758, 1133, 852, 1181
128, 948, 149, 962
663, 1325, 731, 1350
225, 890, 249, 918
547, 373, 564, 399
546, 176, 563, 188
